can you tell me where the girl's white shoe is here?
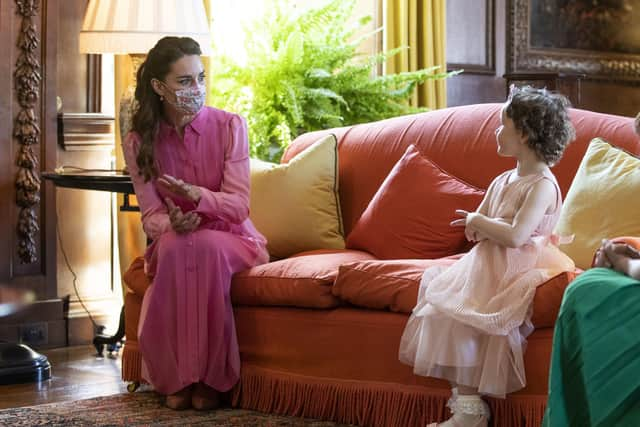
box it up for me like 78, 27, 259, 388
428, 393, 490, 427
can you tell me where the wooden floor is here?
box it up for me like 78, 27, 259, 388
0, 345, 128, 410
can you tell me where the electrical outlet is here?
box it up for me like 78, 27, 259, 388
19, 322, 48, 346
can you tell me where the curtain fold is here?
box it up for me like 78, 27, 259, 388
384, 0, 447, 109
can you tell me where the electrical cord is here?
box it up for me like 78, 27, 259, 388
55, 206, 100, 331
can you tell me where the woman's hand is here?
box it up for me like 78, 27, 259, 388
158, 174, 202, 203
166, 198, 201, 234
595, 239, 635, 274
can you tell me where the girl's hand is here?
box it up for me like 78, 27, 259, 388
158, 174, 202, 203
166, 198, 201, 234
451, 209, 480, 242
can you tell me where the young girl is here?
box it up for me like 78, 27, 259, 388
399, 86, 576, 427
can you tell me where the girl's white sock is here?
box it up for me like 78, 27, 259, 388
440, 394, 489, 427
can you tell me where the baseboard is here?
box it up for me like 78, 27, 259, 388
0, 299, 66, 349
67, 314, 114, 346
66, 298, 122, 346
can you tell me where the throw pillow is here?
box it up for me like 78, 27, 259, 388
249, 134, 344, 259
346, 144, 485, 259
555, 138, 640, 269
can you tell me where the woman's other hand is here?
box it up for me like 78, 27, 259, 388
158, 174, 202, 203
166, 198, 201, 234
599, 239, 633, 274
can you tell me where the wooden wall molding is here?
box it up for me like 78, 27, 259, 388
58, 113, 116, 151
13, 0, 41, 265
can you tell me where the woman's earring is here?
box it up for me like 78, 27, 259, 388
160, 95, 164, 101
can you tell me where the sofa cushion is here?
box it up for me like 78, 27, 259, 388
333, 258, 577, 328
231, 249, 376, 309
332, 257, 461, 312
250, 134, 344, 259
346, 145, 485, 259
555, 138, 640, 270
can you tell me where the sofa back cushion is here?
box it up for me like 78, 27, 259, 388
283, 104, 638, 238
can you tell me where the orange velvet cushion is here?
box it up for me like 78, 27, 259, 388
333, 258, 577, 329
231, 249, 376, 309
346, 145, 485, 259
332, 257, 461, 313
123, 256, 151, 296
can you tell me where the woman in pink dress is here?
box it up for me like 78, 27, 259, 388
399, 86, 576, 427
122, 37, 268, 410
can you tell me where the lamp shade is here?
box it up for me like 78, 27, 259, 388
79, 0, 211, 55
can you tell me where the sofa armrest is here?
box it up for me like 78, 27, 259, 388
123, 256, 151, 296
611, 236, 640, 251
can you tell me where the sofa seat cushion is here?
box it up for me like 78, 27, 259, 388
333, 258, 578, 329
332, 256, 462, 312
231, 249, 376, 309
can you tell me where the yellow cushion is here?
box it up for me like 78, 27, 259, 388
249, 134, 345, 259
555, 138, 640, 269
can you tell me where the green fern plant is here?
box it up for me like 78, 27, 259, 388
210, 0, 461, 162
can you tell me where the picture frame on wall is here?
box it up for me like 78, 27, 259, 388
509, 0, 640, 82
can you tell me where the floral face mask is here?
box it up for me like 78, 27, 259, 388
161, 82, 206, 115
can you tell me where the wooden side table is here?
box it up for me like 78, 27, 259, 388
503, 72, 586, 108
42, 171, 137, 358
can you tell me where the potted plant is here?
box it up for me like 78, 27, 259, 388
210, 0, 460, 162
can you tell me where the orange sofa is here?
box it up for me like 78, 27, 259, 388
121, 103, 638, 427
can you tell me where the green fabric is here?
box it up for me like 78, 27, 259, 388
543, 268, 640, 427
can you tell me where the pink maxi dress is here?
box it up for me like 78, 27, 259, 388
399, 170, 574, 398
122, 107, 269, 395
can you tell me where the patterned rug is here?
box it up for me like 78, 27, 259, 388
0, 392, 351, 426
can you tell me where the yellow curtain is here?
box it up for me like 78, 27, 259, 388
384, 0, 447, 109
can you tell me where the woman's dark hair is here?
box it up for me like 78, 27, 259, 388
505, 85, 576, 165
132, 36, 202, 181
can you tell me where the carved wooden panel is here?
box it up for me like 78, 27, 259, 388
446, 0, 494, 73
14, 0, 41, 264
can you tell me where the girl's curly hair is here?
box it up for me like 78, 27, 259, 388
505, 85, 576, 165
